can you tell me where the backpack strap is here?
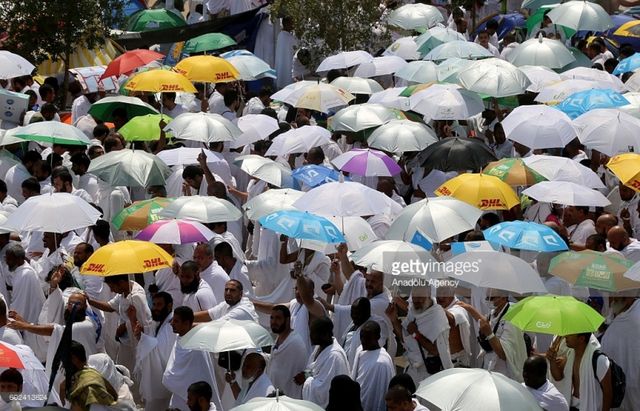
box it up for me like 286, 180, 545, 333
592, 349, 604, 383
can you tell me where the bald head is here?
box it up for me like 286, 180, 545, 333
596, 213, 618, 236
607, 225, 630, 251
241, 352, 266, 380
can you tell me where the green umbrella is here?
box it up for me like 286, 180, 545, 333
119, 114, 173, 142
504, 295, 605, 336
526, 6, 575, 39
87, 149, 172, 188
183, 33, 237, 54
88, 96, 159, 122
14, 121, 91, 146
112, 197, 174, 230
126, 9, 186, 32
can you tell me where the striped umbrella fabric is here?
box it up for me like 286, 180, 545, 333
135, 219, 215, 244
37, 40, 119, 76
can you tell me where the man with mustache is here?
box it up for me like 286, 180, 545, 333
179, 260, 218, 313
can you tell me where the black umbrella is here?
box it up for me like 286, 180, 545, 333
414, 137, 497, 172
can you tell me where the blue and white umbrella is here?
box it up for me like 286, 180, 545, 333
222, 51, 276, 81
259, 210, 346, 243
613, 52, 640, 75
484, 220, 569, 252
555, 88, 629, 119
292, 165, 349, 188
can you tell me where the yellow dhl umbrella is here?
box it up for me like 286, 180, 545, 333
80, 240, 173, 276
174, 55, 240, 83
607, 153, 640, 192
124, 68, 196, 93
435, 173, 520, 210
37, 40, 119, 76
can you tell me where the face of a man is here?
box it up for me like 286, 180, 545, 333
151, 297, 171, 322
73, 245, 91, 268
478, 33, 490, 47
192, 246, 212, 271
0, 382, 20, 393
179, 269, 199, 294
270, 310, 287, 334
365, 271, 383, 298
224, 282, 242, 306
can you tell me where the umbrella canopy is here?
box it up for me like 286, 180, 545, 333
424, 40, 493, 61
331, 148, 402, 177
368, 87, 411, 111
0, 341, 34, 369
224, 54, 275, 81
165, 112, 242, 144
415, 26, 467, 56
136, 219, 214, 244
281, 83, 354, 113
4, 193, 100, 233
174, 55, 240, 83
483, 158, 547, 186
522, 181, 610, 206
293, 181, 403, 217
234, 155, 293, 188
501, 105, 576, 149
523, 155, 605, 188
126, 9, 186, 31
100, 49, 164, 79
354, 56, 409, 78
384, 36, 421, 60
535, 79, 604, 104
484, 220, 568, 252
0, 51, 35, 79
183, 32, 237, 54
88, 96, 159, 122
547, 1, 613, 32
607, 153, 640, 192
112, 197, 174, 230
302, 215, 378, 253
507, 35, 576, 68
119, 114, 172, 141
555, 88, 630, 119
271, 81, 318, 102
350, 240, 438, 277
519, 65, 562, 93
561, 67, 624, 92
416, 368, 543, 411
388, 3, 444, 30
230, 394, 324, 411
550, 250, 639, 292
367, 119, 437, 153
291, 165, 348, 188
180, 318, 273, 352
504, 295, 604, 336
156, 147, 226, 166
446, 250, 547, 293
435, 173, 520, 210
125, 69, 196, 93
573, 109, 640, 156
259, 210, 345, 243
13, 122, 91, 146
330, 77, 384, 95
624, 71, 640, 92
619, 92, 640, 118
232, 114, 280, 149
415, 137, 497, 172
614, 52, 640, 75
386, 197, 483, 243
316, 50, 374, 72
81, 240, 173, 276
394, 61, 439, 84
243, 188, 304, 220
265, 126, 331, 156
458, 58, 531, 98
409, 84, 485, 120
330, 104, 403, 132
158, 195, 242, 223
437, 57, 475, 83
87, 149, 172, 188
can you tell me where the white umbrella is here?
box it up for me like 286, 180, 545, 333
573, 108, 640, 156
243, 188, 304, 220
424, 41, 493, 61
230, 394, 324, 411
409, 84, 485, 120
547, 0, 613, 32
394, 61, 439, 84
180, 318, 273, 353
281, 83, 354, 114
523, 155, 606, 189
301, 215, 378, 253
350, 240, 439, 277
624, 71, 640, 93
619, 92, 640, 118
535, 79, 604, 103
416, 368, 542, 411
234, 155, 293, 188
316, 50, 373, 73
522, 181, 611, 206
561, 67, 624, 92
367, 119, 437, 153
158, 195, 242, 222
368, 87, 410, 111
501, 105, 577, 149
293, 181, 403, 217
458, 58, 531, 98
388, 3, 444, 30
415, 25, 467, 56
507, 35, 576, 69
231, 114, 280, 149
384, 36, 421, 60
156, 147, 225, 166
0, 51, 35, 79
225, 54, 274, 81
446, 250, 547, 293
265, 125, 332, 156
87, 149, 172, 188
330, 103, 401, 132
4, 193, 101, 233
385, 196, 483, 243
436, 57, 475, 83
354, 56, 409, 78
164, 112, 242, 144
270, 80, 318, 102
518, 65, 562, 93
330, 76, 384, 95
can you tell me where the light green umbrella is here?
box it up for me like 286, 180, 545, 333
112, 197, 174, 230
183, 33, 237, 54
504, 295, 604, 336
126, 9, 186, 32
415, 26, 467, 57
88, 95, 159, 122
87, 149, 172, 188
119, 114, 172, 142
13, 121, 91, 145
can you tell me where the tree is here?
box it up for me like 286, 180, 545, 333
272, 0, 389, 68
0, 0, 124, 105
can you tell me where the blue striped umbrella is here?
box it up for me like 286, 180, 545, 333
555, 88, 629, 119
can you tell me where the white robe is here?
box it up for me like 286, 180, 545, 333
482, 303, 528, 383
235, 373, 274, 406
9, 262, 44, 323
0, 325, 22, 345
370, 291, 396, 357
228, 260, 254, 297
200, 262, 230, 303
181, 279, 218, 312
275, 31, 298, 89
302, 338, 350, 408
4, 163, 30, 203
446, 298, 472, 366
253, 8, 278, 68
267, 332, 308, 399
333, 271, 367, 339
351, 347, 395, 411
289, 299, 312, 356
155, 267, 182, 308
524, 380, 570, 411
341, 315, 390, 368
207, 297, 259, 322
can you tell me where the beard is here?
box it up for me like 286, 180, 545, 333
181, 279, 199, 294
271, 323, 286, 334
152, 308, 170, 322
64, 308, 87, 323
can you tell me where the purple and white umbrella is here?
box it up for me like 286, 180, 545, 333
135, 219, 214, 244
331, 148, 402, 177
